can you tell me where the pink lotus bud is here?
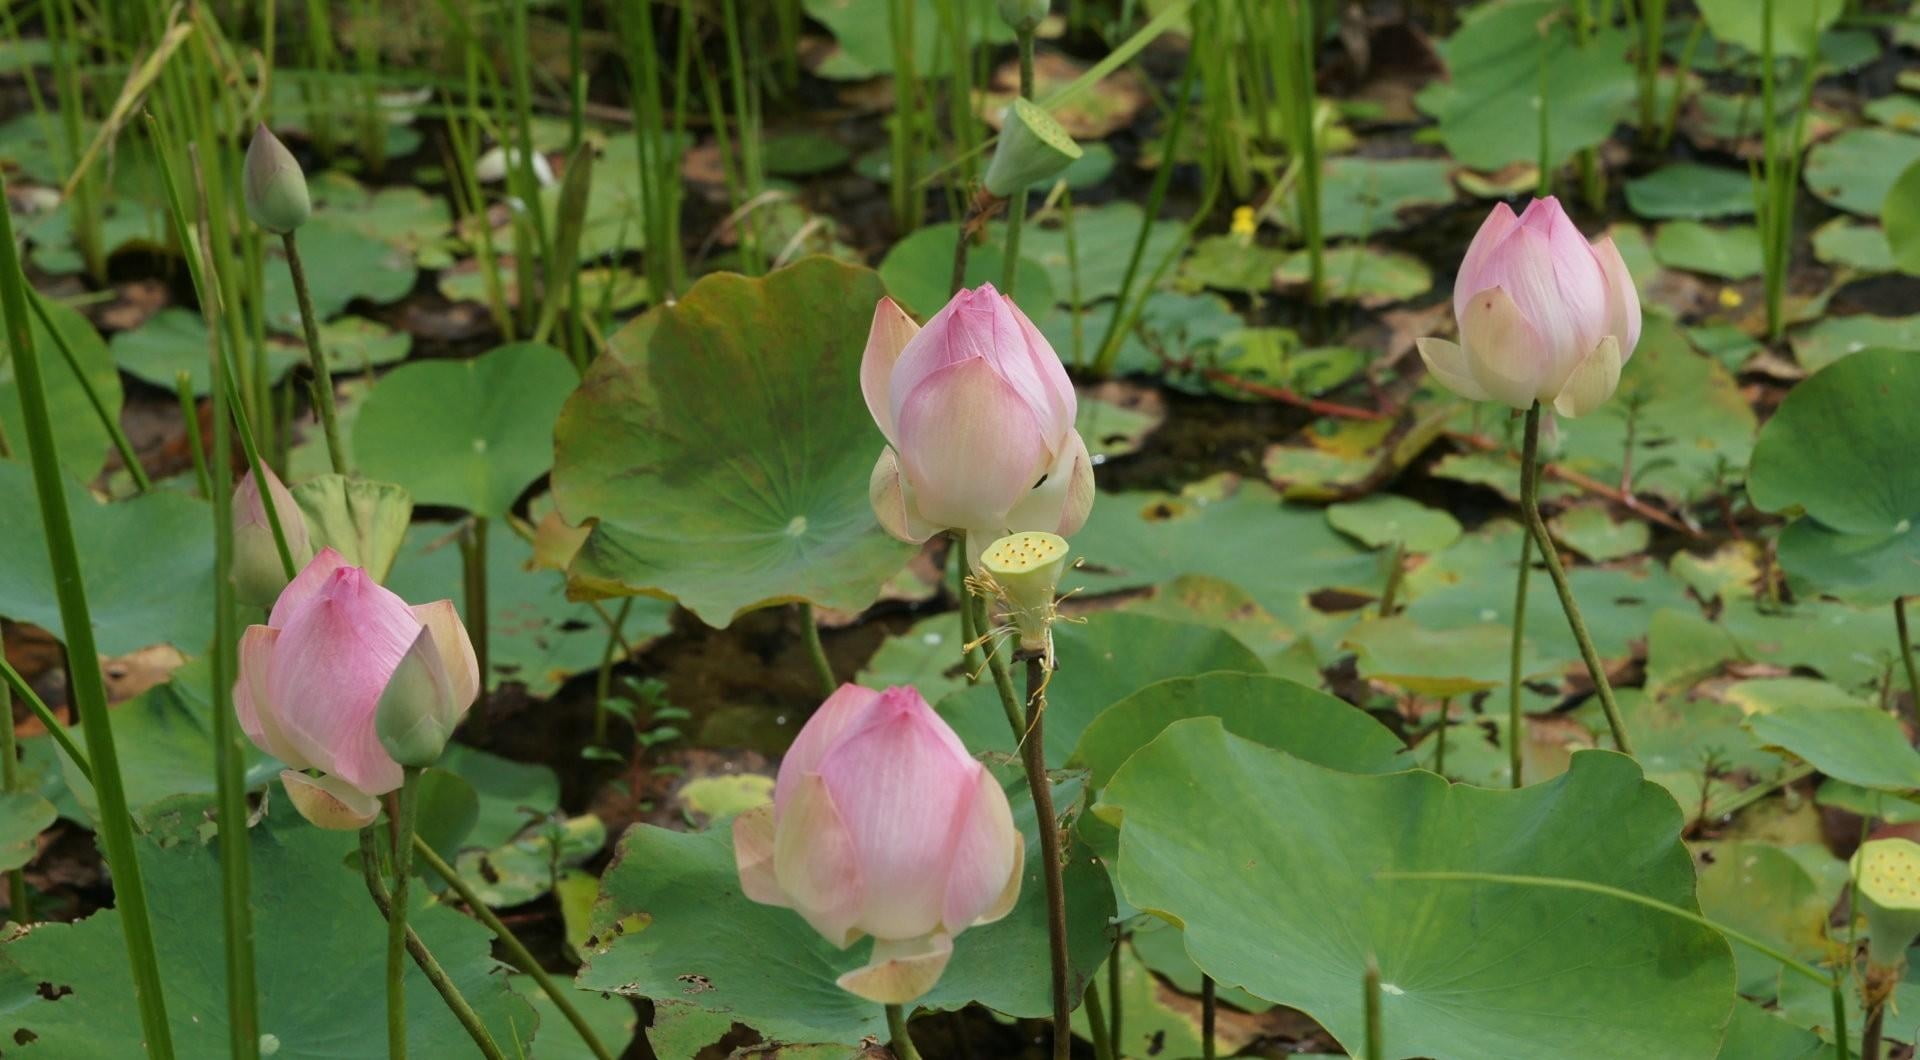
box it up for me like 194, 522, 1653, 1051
232, 466, 316, 609
235, 549, 479, 822
1417, 197, 1642, 418
862, 286, 1095, 546
733, 684, 1023, 1004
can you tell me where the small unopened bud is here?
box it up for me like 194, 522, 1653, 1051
233, 466, 315, 609
980, 531, 1070, 655
984, 99, 1082, 199
998, 0, 1048, 32
375, 628, 461, 768
280, 770, 379, 830
244, 124, 310, 234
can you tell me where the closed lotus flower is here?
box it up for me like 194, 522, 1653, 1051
236, 548, 478, 829
231, 465, 315, 609
862, 284, 1095, 547
733, 684, 1024, 1004
1417, 196, 1642, 417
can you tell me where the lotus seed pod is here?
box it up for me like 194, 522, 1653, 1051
997, 0, 1048, 31
984, 99, 1082, 199
243, 124, 311, 234
1853, 837, 1920, 972
981, 531, 1069, 654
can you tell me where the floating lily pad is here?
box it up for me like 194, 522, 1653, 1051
1287, 156, 1456, 238
856, 612, 969, 702
1811, 217, 1894, 272
1625, 163, 1755, 220
1653, 221, 1762, 279
260, 216, 418, 331
1550, 505, 1650, 561
0, 460, 213, 655
353, 342, 576, 519
803, 0, 1012, 80
1344, 616, 1548, 695
1416, 0, 1636, 171
0, 824, 535, 1053
1326, 494, 1461, 552
1074, 672, 1413, 789
1178, 235, 1288, 296
1696, 0, 1839, 57
1099, 725, 1736, 1058
575, 791, 1113, 1047
1747, 702, 1920, 791
1790, 314, 1920, 374
1695, 840, 1841, 998
1750, 346, 1920, 537
0, 792, 54, 872
552, 258, 915, 625
1, 294, 123, 479
110, 308, 295, 395
1804, 128, 1920, 217
761, 131, 851, 176
1277, 245, 1432, 306
877, 222, 1054, 318
1010, 203, 1185, 304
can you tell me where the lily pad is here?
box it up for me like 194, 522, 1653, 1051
1288, 156, 1456, 238
1749, 346, 1920, 536
1885, 158, 1920, 274
1696, 0, 1840, 57
0, 792, 55, 872
1276, 245, 1432, 306
1550, 505, 1650, 561
110, 308, 300, 395
1344, 616, 1549, 695
576, 791, 1114, 1047
552, 257, 916, 625
1009, 203, 1185, 305
1625, 163, 1756, 220
353, 341, 577, 519
261, 215, 418, 331
803, 0, 1012, 80
1746, 703, 1920, 792
1, 294, 124, 478
0, 460, 214, 655
1804, 128, 1920, 217
1810, 218, 1894, 272
1416, 0, 1636, 171
1326, 494, 1461, 552
1074, 672, 1413, 788
1099, 724, 1736, 1059
0, 824, 535, 1054
1653, 221, 1762, 279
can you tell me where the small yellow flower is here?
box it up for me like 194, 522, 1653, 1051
1230, 205, 1256, 238
1717, 287, 1743, 308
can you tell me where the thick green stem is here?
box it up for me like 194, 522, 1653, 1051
1509, 523, 1533, 788
1023, 656, 1072, 1060
0, 174, 175, 1057
885, 1003, 922, 1060
1519, 403, 1633, 755
955, 536, 982, 680
279, 231, 348, 475
387, 771, 420, 1059
413, 838, 615, 1060
358, 830, 506, 1060
1896, 598, 1920, 714
799, 602, 835, 696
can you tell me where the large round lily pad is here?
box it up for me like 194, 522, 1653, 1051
1099, 721, 1737, 1059
353, 341, 577, 519
552, 257, 915, 625
1749, 347, 1920, 535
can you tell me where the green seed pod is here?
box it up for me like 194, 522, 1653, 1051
981, 531, 1070, 654
997, 0, 1048, 32
984, 99, 1082, 199
244, 124, 311, 234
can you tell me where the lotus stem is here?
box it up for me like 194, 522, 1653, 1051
1024, 656, 1072, 1060
885, 1003, 923, 1060
280, 231, 349, 475
1510, 520, 1533, 787
799, 602, 835, 696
